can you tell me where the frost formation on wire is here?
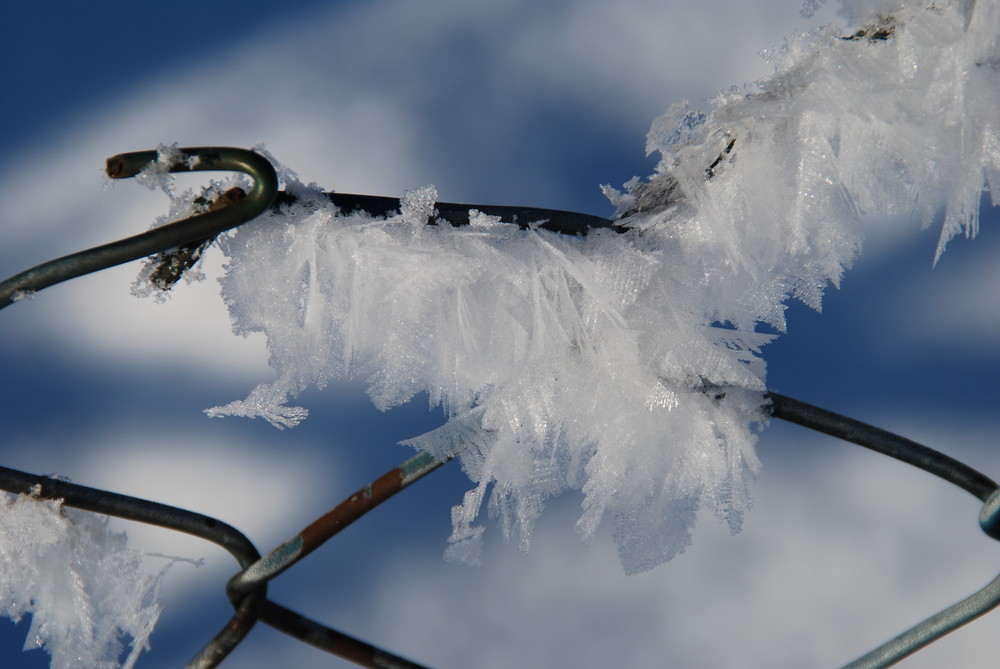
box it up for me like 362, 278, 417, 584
205, 0, 998, 574
0, 493, 164, 669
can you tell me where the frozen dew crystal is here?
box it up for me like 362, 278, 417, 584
208, 0, 997, 574
400, 185, 438, 229
0, 493, 164, 669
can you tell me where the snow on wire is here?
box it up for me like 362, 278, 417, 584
198, 0, 1000, 574
0, 492, 164, 669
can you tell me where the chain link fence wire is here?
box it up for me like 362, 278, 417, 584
0, 147, 997, 669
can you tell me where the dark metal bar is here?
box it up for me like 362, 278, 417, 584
0, 147, 279, 309
275, 191, 619, 236
766, 392, 998, 502
980, 488, 1000, 541
261, 601, 432, 669
184, 592, 268, 669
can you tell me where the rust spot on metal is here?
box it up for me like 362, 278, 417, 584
105, 155, 127, 178
142, 187, 249, 292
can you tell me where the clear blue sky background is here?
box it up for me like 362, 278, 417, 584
1, 1, 998, 667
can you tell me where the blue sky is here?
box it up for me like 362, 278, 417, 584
1, 1, 999, 667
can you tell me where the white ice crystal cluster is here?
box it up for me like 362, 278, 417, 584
0, 493, 163, 669
207, 0, 997, 573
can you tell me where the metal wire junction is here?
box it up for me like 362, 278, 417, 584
0, 147, 996, 669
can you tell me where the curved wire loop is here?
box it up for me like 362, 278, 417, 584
0, 147, 279, 310
0, 465, 266, 667
766, 393, 997, 503
0, 454, 442, 669
766, 392, 1000, 668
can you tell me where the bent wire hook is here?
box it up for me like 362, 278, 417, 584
0, 147, 279, 310
0, 146, 620, 310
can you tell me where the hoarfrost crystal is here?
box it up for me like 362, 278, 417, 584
0, 493, 164, 669
208, 0, 997, 574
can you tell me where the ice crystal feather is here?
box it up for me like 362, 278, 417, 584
207, 0, 997, 573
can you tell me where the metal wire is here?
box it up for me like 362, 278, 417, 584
0, 465, 266, 667
284, 191, 621, 236
766, 392, 998, 504
766, 392, 1000, 668
842, 572, 1000, 669
226, 451, 448, 605
0, 147, 279, 309
0, 146, 997, 669
0, 456, 442, 669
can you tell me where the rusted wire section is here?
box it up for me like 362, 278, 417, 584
227, 451, 447, 603
226, 452, 448, 668
0, 457, 442, 669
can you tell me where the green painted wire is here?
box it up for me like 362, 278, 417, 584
0, 147, 278, 310
842, 572, 1000, 669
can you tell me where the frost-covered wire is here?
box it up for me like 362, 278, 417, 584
0, 492, 162, 669
0, 465, 265, 668
0, 461, 437, 669
204, 0, 1000, 578
2, 2, 999, 667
